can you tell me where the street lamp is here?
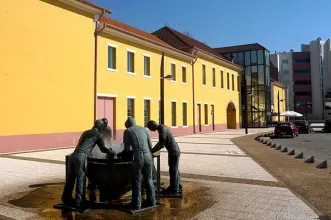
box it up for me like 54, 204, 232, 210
160, 52, 173, 125
277, 91, 284, 122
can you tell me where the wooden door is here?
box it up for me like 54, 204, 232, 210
211, 105, 215, 130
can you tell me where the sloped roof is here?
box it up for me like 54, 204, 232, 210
99, 17, 194, 58
77, 0, 112, 13
152, 26, 242, 69
214, 43, 268, 54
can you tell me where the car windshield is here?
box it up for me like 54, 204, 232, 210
295, 121, 307, 126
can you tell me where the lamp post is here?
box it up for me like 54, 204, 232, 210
277, 91, 284, 122
160, 52, 173, 125
243, 78, 248, 134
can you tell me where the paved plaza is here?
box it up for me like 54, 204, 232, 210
0, 128, 321, 220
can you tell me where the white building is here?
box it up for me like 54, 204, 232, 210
270, 52, 294, 111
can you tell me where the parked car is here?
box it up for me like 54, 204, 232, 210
293, 120, 312, 133
274, 122, 299, 138
324, 120, 331, 133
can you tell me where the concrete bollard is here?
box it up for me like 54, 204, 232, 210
263, 140, 268, 144
305, 156, 315, 163
267, 141, 272, 146
260, 139, 264, 143
316, 161, 328, 169
271, 143, 277, 148
280, 147, 288, 153
275, 145, 282, 150
254, 136, 259, 141
294, 152, 304, 159
287, 149, 295, 155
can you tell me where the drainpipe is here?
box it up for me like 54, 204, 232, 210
93, 10, 106, 123
191, 48, 198, 133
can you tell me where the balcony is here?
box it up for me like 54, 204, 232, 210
295, 96, 312, 102
294, 74, 311, 81
293, 85, 312, 92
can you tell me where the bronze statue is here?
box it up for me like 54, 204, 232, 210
61, 119, 116, 208
147, 120, 183, 197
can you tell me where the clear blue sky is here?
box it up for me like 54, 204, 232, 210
94, 0, 330, 53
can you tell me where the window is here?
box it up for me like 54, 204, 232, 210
171, 101, 177, 127
144, 99, 150, 126
182, 66, 187, 83
171, 63, 176, 81
232, 74, 235, 91
237, 75, 240, 91
257, 50, 264, 64
295, 91, 311, 96
202, 64, 206, 85
283, 70, 289, 75
294, 69, 311, 74
211, 68, 216, 87
282, 59, 288, 64
221, 70, 224, 88
107, 46, 116, 69
293, 58, 310, 63
251, 50, 257, 64
182, 102, 187, 126
258, 65, 264, 85
204, 104, 208, 125
144, 56, 150, 76
127, 51, 135, 73
245, 51, 251, 66
227, 72, 230, 89
294, 80, 311, 85
127, 98, 135, 118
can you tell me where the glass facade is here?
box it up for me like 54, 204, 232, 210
222, 49, 271, 128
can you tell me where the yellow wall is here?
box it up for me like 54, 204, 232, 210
194, 55, 241, 126
0, 0, 95, 135
272, 83, 286, 121
98, 34, 193, 130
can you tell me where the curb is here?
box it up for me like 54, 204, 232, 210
254, 133, 329, 170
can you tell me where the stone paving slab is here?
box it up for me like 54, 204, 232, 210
0, 205, 37, 220
185, 178, 319, 220
159, 153, 277, 182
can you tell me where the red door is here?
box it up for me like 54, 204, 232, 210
211, 105, 215, 131
97, 97, 115, 137
197, 104, 202, 132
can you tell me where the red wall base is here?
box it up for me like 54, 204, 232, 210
0, 123, 240, 154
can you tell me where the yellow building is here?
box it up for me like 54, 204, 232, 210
271, 79, 287, 122
0, 0, 243, 152
0, 0, 111, 153
153, 27, 243, 133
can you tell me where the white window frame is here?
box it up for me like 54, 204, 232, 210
181, 64, 187, 84
170, 61, 177, 83
182, 100, 188, 128
143, 54, 152, 78
171, 100, 177, 128
107, 43, 118, 72
126, 49, 136, 75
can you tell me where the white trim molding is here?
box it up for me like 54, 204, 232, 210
97, 93, 118, 98
182, 100, 188, 103
196, 102, 202, 104
182, 82, 187, 85
127, 96, 136, 99
143, 97, 152, 100
127, 72, 136, 75
170, 61, 176, 64
143, 53, 152, 57
107, 68, 118, 72
58, 0, 110, 15
204, 102, 208, 104
126, 48, 136, 53
143, 75, 152, 78
204, 124, 210, 127
107, 43, 117, 48
171, 126, 178, 128
170, 100, 177, 102
182, 126, 188, 128
181, 64, 187, 67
